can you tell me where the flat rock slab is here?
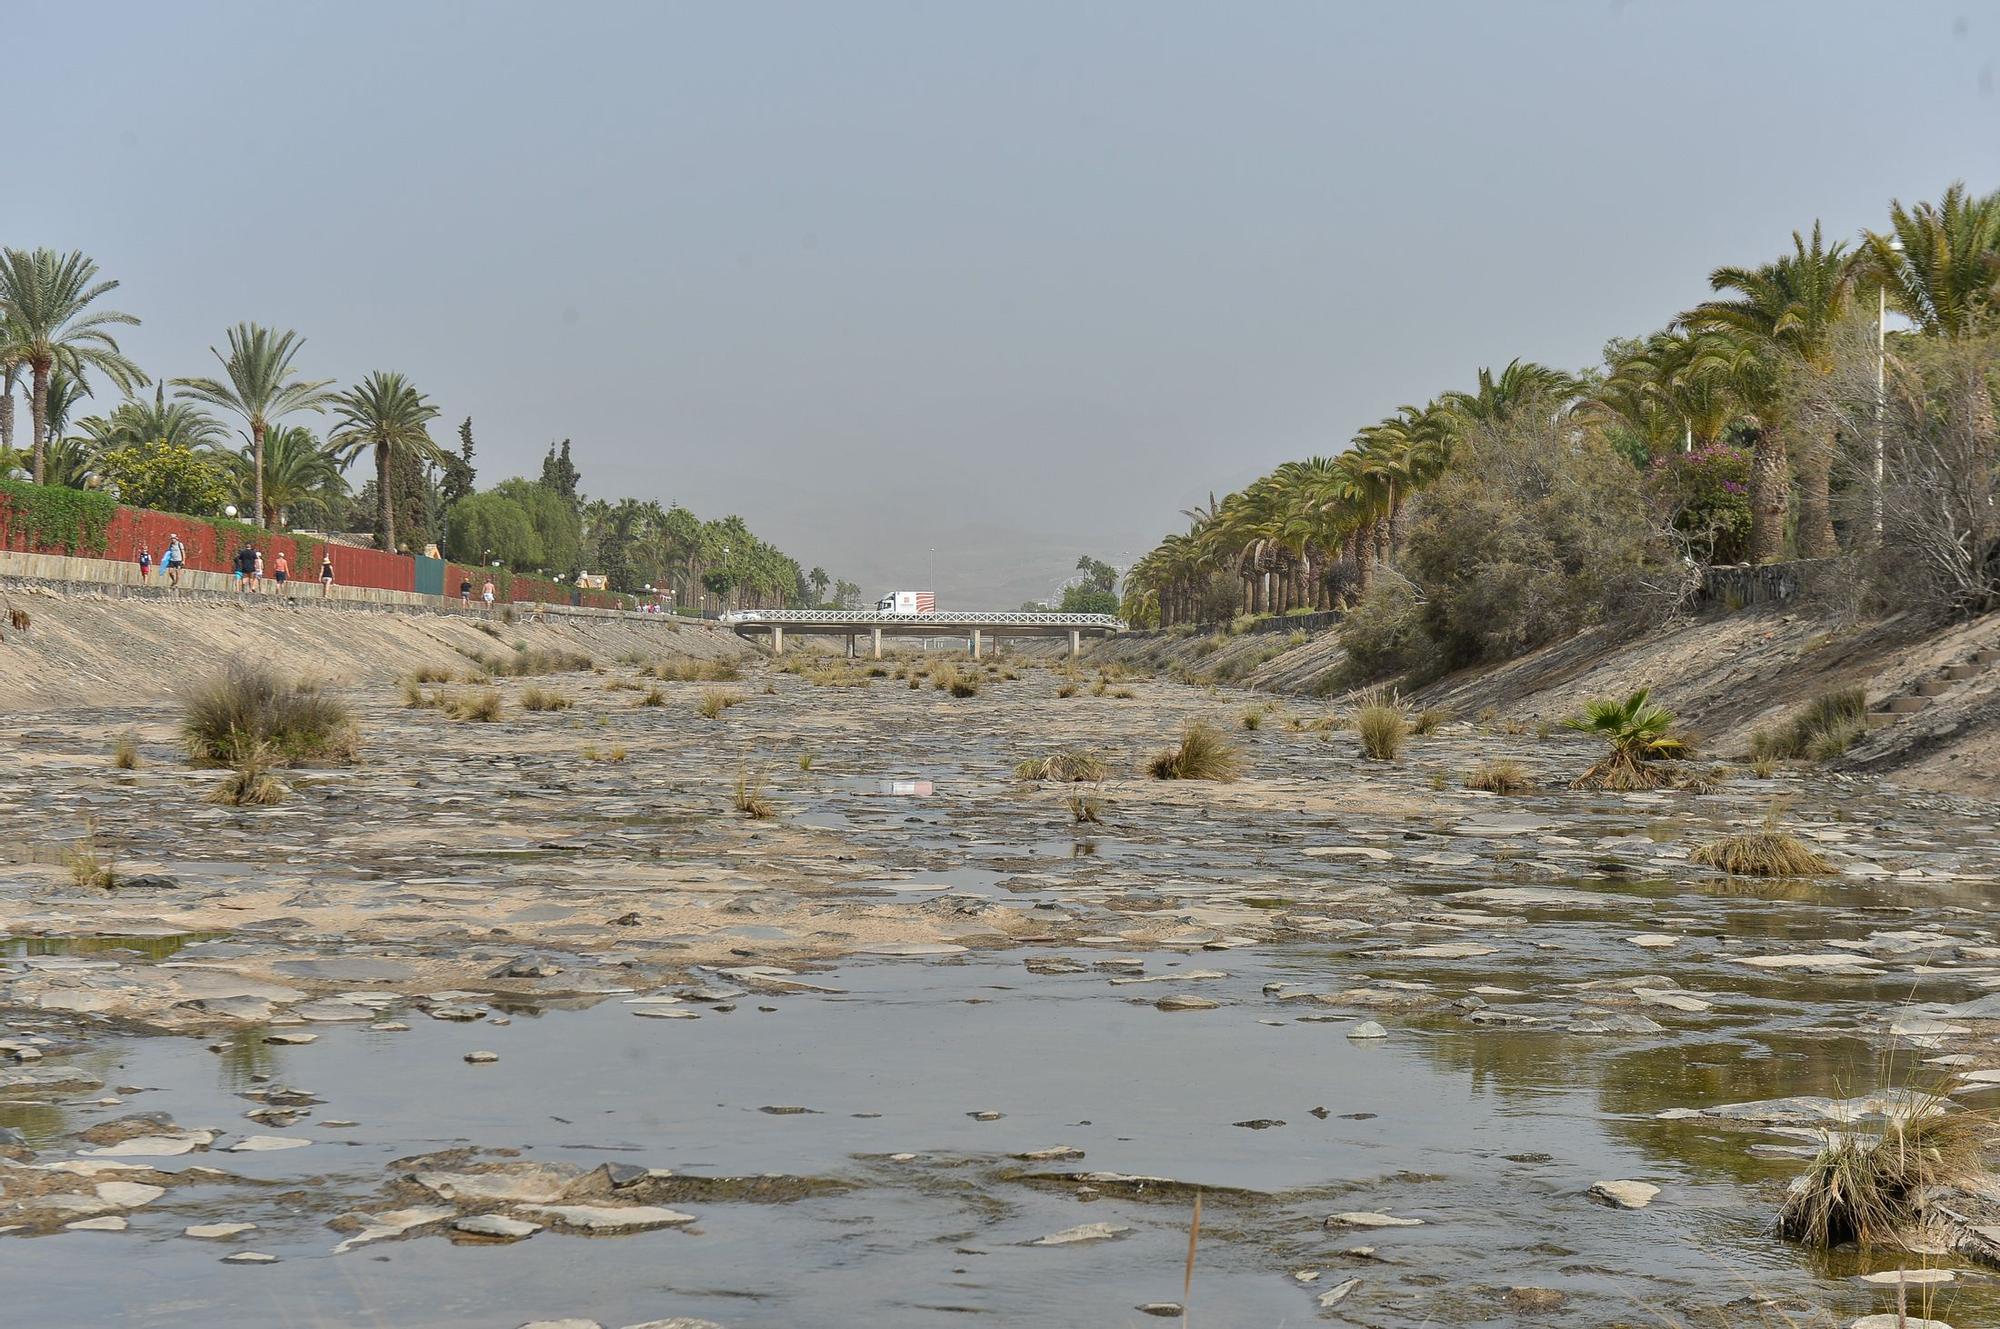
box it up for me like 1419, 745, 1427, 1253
66, 1215, 128, 1231
293, 1002, 376, 1023
226, 1135, 312, 1152
1026, 1222, 1131, 1245
1155, 995, 1219, 1011
1347, 1022, 1388, 1040
855, 943, 968, 956
453, 1213, 543, 1240
274, 958, 417, 982
1324, 1211, 1423, 1228
185, 1222, 257, 1239
94, 1181, 165, 1208
524, 1204, 696, 1232
1394, 944, 1498, 960
415, 1168, 574, 1205
83, 1131, 213, 1157
221, 1251, 279, 1264
1588, 1180, 1659, 1209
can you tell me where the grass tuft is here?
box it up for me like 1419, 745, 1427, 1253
1147, 721, 1244, 781
182, 661, 358, 767
112, 731, 140, 770
64, 816, 118, 888
1464, 759, 1531, 794
733, 767, 777, 819
697, 688, 743, 719
204, 737, 288, 807
444, 690, 504, 722
1355, 705, 1408, 761
1690, 806, 1834, 877
636, 687, 667, 707
931, 663, 981, 697
1067, 788, 1104, 824
520, 686, 573, 712
1410, 706, 1451, 736
1015, 748, 1111, 783
1777, 1088, 1988, 1249
649, 658, 741, 683
1750, 687, 1868, 764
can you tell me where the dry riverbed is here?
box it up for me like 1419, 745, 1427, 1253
2, 650, 1999, 1327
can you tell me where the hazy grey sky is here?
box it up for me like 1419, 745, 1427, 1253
13, 1, 2000, 604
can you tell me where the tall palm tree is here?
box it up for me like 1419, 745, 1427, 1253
1688, 222, 1858, 561
172, 324, 335, 529
1439, 358, 1580, 432
327, 371, 443, 552
0, 248, 145, 484
1, 344, 21, 454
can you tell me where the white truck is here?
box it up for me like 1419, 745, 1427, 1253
875, 590, 937, 615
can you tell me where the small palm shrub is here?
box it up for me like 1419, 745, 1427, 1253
1147, 721, 1243, 781
1565, 688, 1687, 790
182, 662, 358, 767
1015, 748, 1111, 782
1465, 759, 1531, 794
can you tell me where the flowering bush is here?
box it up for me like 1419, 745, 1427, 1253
1649, 444, 1752, 564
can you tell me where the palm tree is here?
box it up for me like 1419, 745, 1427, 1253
1, 345, 21, 454
222, 423, 346, 528
172, 324, 335, 529
327, 371, 443, 552
0, 248, 145, 484
1688, 222, 1858, 561
1861, 182, 2000, 338
76, 384, 227, 454
1564, 688, 1687, 790
1439, 358, 1580, 432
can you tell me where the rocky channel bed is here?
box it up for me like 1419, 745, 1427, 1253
2, 652, 1999, 1327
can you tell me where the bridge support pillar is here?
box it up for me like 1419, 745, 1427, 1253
871, 627, 882, 660
772, 625, 784, 656
1068, 629, 1081, 658
846, 632, 856, 658
970, 629, 982, 659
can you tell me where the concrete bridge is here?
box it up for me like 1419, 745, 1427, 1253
717, 609, 1124, 658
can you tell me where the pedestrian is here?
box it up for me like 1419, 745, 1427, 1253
319, 549, 335, 597
272, 548, 289, 597
164, 534, 185, 589
137, 543, 153, 583
482, 577, 496, 612
234, 542, 255, 590
252, 548, 265, 592
459, 575, 473, 606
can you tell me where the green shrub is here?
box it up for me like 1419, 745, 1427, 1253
1749, 688, 1867, 763
181, 662, 359, 767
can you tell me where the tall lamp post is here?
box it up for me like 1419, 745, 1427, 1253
1875, 234, 1904, 540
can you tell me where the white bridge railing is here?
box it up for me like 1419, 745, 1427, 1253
719, 609, 1124, 629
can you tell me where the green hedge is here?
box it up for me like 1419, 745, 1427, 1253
0, 478, 117, 556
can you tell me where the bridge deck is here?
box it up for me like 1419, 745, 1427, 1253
718, 609, 1123, 656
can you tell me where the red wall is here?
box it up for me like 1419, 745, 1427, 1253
3, 487, 633, 608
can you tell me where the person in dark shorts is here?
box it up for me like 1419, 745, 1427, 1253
319, 551, 335, 597
272, 548, 290, 596
234, 543, 256, 590
164, 534, 186, 588
459, 576, 473, 605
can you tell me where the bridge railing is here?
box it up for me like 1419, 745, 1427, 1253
719, 609, 1124, 628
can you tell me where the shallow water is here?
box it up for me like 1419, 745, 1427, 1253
3, 668, 1999, 1327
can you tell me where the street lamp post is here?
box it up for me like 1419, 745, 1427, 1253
1875, 235, 1904, 540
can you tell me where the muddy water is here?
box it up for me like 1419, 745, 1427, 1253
3, 660, 1999, 1327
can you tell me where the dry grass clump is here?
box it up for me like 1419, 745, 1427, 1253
112, 731, 140, 770
182, 661, 359, 767
64, 817, 117, 888
1147, 721, 1244, 781
1068, 788, 1105, 824
205, 737, 288, 806
520, 686, 573, 712
1055, 682, 1079, 698
932, 663, 980, 697
582, 744, 629, 763
1240, 704, 1270, 731
1689, 806, 1833, 877
1355, 705, 1408, 761
1410, 706, 1451, 736
798, 750, 814, 772
462, 647, 593, 678
444, 690, 504, 722
1464, 759, 1532, 795
1750, 755, 1778, 779
1750, 687, 1868, 764
635, 686, 667, 707
1777, 1090, 1989, 1248
1015, 748, 1111, 783
733, 767, 777, 819
697, 689, 744, 719
410, 664, 455, 684
649, 658, 741, 683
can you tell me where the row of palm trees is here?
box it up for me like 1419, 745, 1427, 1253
1127, 181, 2000, 626
0, 248, 444, 550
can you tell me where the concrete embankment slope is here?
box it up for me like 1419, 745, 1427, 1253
0, 583, 753, 710
1092, 606, 2000, 797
